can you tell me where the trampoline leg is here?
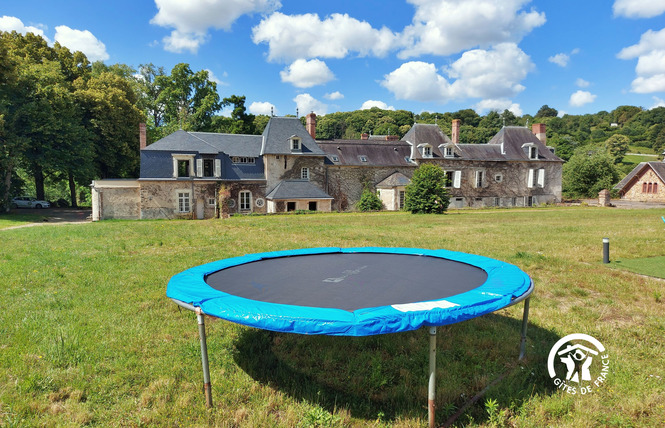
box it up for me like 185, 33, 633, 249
428, 326, 437, 428
518, 297, 530, 361
196, 308, 213, 408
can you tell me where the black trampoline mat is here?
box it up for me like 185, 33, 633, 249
205, 253, 488, 311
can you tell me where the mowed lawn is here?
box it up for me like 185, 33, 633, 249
1, 208, 664, 427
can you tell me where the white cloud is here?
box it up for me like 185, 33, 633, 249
382, 43, 533, 105
613, 0, 665, 18
293, 93, 328, 116
280, 59, 335, 88
361, 100, 395, 110
649, 96, 665, 109
382, 61, 452, 102
474, 99, 522, 116
204, 69, 226, 86
548, 53, 569, 67
0, 16, 48, 41
151, 0, 280, 53
576, 78, 590, 88
446, 43, 534, 99
618, 28, 665, 93
398, 0, 545, 58
249, 101, 276, 116
569, 90, 596, 107
252, 12, 396, 61
324, 91, 344, 100
54, 25, 109, 61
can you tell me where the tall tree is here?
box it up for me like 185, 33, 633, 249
157, 63, 221, 132
404, 163, 450, 214
535, 105, 558, 118
221, 95, 255, 134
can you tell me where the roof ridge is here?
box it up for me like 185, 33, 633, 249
187, 132, 222, 151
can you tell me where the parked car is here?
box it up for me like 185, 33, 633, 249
11, 196, 50, 209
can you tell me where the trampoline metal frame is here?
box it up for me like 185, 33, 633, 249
171, 280, 533, 428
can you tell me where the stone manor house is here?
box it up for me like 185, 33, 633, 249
91, 114, 563, 220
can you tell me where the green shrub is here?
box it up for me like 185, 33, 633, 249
404, 163, 450, 214
356, 186, 383, 211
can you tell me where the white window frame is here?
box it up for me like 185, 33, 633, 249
529, 146, 538, 159
495, 173, 503, 183
290, 136, 302, 152
207, 197, 216, 207
423, 146, 432, 158
231, 156, 255, 164
301, 167, 310, 180
528, 168, 545, 188
172, 154, 195, 178
359, 155, 368, 162
445, 146, 454, 158
177, 190, 191, 213
239, 190, 252, 211
453, 170, 461, 188
475, 170, 485, 188
214, 159, 221, 177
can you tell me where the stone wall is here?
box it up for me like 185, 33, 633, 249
621, 168, 665, 202
326, 166, 415, 211
264, 154, 327, 192
91, 180, 140, 220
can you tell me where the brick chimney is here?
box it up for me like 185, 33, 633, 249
532, 123, 546, 144
451, 119, 461, 145
361, 133, 369, 140
139, 123, 147, 150
306, 112, 316, 139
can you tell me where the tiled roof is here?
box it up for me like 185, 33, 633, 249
614, 162, 665, 190
144, 130, 262, 157
266, 180, 333, 200
402, 124, 452, 159
487, 127, 562, 162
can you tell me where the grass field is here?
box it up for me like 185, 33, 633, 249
1, 208, 664, 427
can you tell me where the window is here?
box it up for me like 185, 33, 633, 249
308, 201, 317, 211
404, 156, 412, 163
177, 191, 191, 213
445, 147, 454, 158
399, 190, 405, 209
526, 196, 534, 207
527, 168, 545, 188
287, 202, 296, 211
231, 157, 255, 164
207, 197, 216, 206
495, 173, 503, 183
655, 183, 659, 193
301, 167, 310, 180
423, 146, 432, 157
529, 146, 538, 159
643, 182, 659, 193
475, 170, 485, 188
643, 182, 648, 193
177, 160, 190, 177
359, 155, 368, 162
330, 155, 339, 162
255, 198, 265, 208
203, 159, 214, 177
173, 155, 195, 178
290, 136, 301, 152
239, 191, 252, 211
494, 197, 500, 206
444, 171, 454, 188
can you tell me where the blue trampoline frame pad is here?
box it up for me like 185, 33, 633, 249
167, 247, 534, 337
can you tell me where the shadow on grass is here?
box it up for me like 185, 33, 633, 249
233, 313, 561, 424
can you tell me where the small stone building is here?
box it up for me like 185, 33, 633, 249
614, 161, 665, 202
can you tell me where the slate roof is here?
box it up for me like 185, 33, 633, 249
317, 140, 414, 167
402, 124, 452, 159
487, 127, 562, 162
614, 162, 665, 190
261, 117, 325, 156
376, 172, 411, 188
144, 130, 262, 157
265, 180, 333, 200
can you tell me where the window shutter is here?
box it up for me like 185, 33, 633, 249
196, 159, 203, 177
214, 159, 221, 177
173, 158, 178, 178
527, 169, 534, 188
537, 168, 545, 187
453, 171, 461, 188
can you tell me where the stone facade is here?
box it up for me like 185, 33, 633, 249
91, 180, 140, 220
615, 163, 665, 202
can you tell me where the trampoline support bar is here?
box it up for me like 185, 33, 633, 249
519, 298, 530, 361
428, 326, 437, 428
196, 307, 213, 408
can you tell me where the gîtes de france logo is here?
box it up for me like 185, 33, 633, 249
547, 333, 609, 395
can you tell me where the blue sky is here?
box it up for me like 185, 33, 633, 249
2, 0, 665, 118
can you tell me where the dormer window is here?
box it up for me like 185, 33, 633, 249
172, 154, 195, 178
290, 136, 302, 152
359, 155, 368, 162
418, 143, 433, 158
522, 143, 538, 160
424, 146, 432, 157
330, 155, 339, 162
445, 147, 454, 158
529, 146, 538, 159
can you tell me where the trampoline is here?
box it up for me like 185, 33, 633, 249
168, 247, 533, 427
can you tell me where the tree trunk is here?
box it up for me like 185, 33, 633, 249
68, 171, 78, 208
34, 164, 45, 201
